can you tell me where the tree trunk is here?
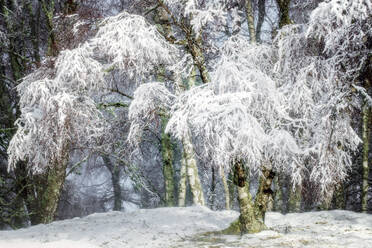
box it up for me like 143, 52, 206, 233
178, 154, 187, 206
331, 183, 345, 210
183, 134, 205, 206
210, 166, 216, 210
362, 101, 371, 212
276, 0, 292, 28
26, 0, 41, 63
254, 166, 275, 221
245, 0, 256, 43
24, 161, 68, 225
38, 162, 67, 223
40, 0, 58, 56
161, 115, 175, 207
256, 0, 266, 43
288, 185, 302, 212
273, 174, 285, 213
220, 166, 230, 210
186, 32, 210, 84
227, 161, 266, 234
102, 156, 122, 211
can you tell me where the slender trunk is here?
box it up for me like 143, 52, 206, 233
228, 171, 236, 209
161, 115, 175, 207
178, 154, 187, 206
40, 0, 58, 56
183, 134, 205, 206
102, 156, 122, 211
26, 0, 41, 63
273, 174, 284, 212
362, 101, 371, 212
288, 185, 302, 212
1, 0, 22, 80
186, 32, 210, 84
220, 166, 230, 210
256, 0, 266, 43
331, 183, 345, 210
210, 166, 216, 209
245, 0, 256, 43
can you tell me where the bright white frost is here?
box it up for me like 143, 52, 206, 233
307, 0, 371, 55
164, 0, 226, 34
8, 79, 108, 173
91, 12, 176, 80
128, 82, 175, 147
8, 12, 177, 172
273, 0, 368, 193
167, 35, 301, 177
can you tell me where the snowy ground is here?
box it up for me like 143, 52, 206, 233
0, 206, 371, 248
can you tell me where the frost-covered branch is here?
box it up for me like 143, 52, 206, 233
8, 11, 179, 173
128, 82, 175, 147
8, 79, 109, 173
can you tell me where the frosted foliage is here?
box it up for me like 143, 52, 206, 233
164, 0, 226, 33
8, 80, 108, 173
212, 36, 275, 94
8, 11, 177, 173
55, 45, 104, 92
167, 37, 300, 177
273, 0, 366, 193
128, 82, 175, 146
91, 12, 176, 79
307, 0, 371, 55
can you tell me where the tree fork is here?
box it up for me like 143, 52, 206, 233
224, 161, 266, 234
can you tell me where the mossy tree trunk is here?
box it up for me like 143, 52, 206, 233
38, 161, 68, 223
40, 0, 58, 56
154, 3, 207, 207
254, 166, 275, 221
161, 114, 176, 207
186, 32, 210, 84
154, 9, 177, 207
178, 153, 188, 206
24, 162, 68, 225
230, 161, 266, 234
360, 53, 371, 212
276, 0, 292, 28
20, 144, 69, 225
331, 183, 345, 210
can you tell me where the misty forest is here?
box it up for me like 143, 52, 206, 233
0, 0, 371, 247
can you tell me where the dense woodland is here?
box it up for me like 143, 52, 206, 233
0, 0, 371, 234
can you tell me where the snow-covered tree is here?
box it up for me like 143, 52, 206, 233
274, 0, 370, 198
7, 10, 178, 224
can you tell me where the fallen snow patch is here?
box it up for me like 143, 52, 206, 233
0, 206, 237, 248
1, 207, 371, 248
